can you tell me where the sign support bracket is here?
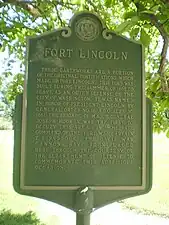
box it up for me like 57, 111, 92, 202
75, 187, 93, 225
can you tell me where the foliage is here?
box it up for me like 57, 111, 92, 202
0, 117, 12, 129
0, 56, 24, 125
0, 209, 45, 225
0, 0, 169, 134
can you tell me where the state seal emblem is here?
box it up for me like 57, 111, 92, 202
75, 17, 100, 41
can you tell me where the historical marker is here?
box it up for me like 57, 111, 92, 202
13, 12, 152, 219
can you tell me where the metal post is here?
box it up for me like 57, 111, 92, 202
75, 187, 94, 225
76, 213, 90, 225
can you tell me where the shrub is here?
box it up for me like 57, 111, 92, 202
0, 209, 45, 225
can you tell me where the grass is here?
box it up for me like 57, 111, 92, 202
0, 131, 38, 211
0, 131, 61, 225
123, 133, 169, 216
0, 130, 169, 224
0, 130, 74, 225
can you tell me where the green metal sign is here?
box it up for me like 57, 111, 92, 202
13, 12, 153, 217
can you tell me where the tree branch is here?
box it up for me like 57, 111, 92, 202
146, 14, 169, 92
55, 7, 65, 27
51, 2, 65, 27
87, 0, 100, 14
2, 0, 41, 17
160, 0, 169, 6
133, 1, 169, 92
149, 15, 169, 68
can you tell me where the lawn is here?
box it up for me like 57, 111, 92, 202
0, 131, 74, 225
123, 133, 169, 216
0, 130, 169, 224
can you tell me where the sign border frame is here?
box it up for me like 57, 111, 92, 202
20, 12, 146, 191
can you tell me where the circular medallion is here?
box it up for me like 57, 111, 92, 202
75, 17, 100, 41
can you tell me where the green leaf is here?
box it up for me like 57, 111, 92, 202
0, 44, 5, 52
151, 80, 160, 92
115, 21, 132, 33
151, 5, 160, 12
131, 16, 139, 22
104, 0, 112, 7
161, 99, 169, 108
166, 129, 169, 138
140, 28, 151, 47
123, 11, 137, 19
130, 27, 139, 38
71, 0, 81, 4
140, 10, 154, 15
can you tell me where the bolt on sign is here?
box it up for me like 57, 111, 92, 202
13, 12, 152, 217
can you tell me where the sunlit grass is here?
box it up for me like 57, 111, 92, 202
0, 130, 73, 225
123, 133, 169, 216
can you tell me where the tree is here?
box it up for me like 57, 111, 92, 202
0, 55, 24, 125
0, 0, 169, 135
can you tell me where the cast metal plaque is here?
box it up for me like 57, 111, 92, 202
20, 12, 146, 191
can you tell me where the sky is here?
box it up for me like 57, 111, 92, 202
0, 50, 20, 75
